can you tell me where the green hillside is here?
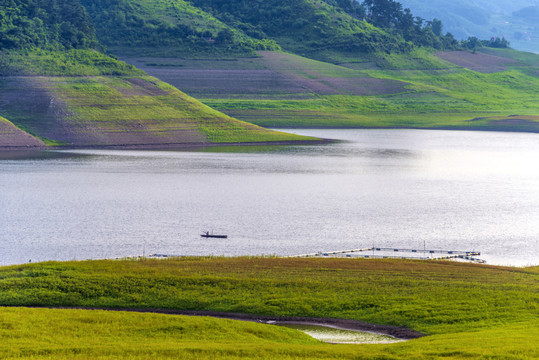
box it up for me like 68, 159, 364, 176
187, 0, 407, 57
127, 48, 539, 132
77, 0, 461, 61
0, 0, 98, 50
79, 0, 280, 57
1, 0, 538, 146
71, 0, 538, 133
0, 0, 315, 148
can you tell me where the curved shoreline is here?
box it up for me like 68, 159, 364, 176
0, 138, 337, 152
18, 306, 425, 340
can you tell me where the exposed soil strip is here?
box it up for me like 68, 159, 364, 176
0, 138, 337, 151
17, 306, 425, 340
436, 51, 516, 73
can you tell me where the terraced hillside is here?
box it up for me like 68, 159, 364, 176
123, 48, 539, 132
0, 74, 312, 148
0, 0, 315, 149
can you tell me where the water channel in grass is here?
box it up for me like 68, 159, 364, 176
279, 324, 402, 344
1, 129, 538, 266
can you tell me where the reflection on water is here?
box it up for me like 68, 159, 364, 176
0, 129, 538, 266
280, 324, 402, 344
0, 150, 91, 161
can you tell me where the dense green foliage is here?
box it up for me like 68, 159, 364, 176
1, 258, 537, 335
188, 0, 411, 55
78, 0, 280, 57
0, 48, 142, 75
0, 0, 98, 50
360, 0, 458, 49
461, 36, 510, 50
1, 306, 538, 359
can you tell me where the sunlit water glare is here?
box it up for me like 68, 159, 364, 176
1, 129, 538, 266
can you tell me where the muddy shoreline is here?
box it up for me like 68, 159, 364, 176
0, 138, 336, 153
19, 306, 425, 340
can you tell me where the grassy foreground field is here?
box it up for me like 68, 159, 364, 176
1, 307, 537, 359
1, 258, 538, 359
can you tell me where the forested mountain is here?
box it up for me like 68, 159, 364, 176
78, 0, 280, 57
0, 0, 98, 50
398, 0, 539, 53
1, 0, 538, 149
77, 0, 460, 58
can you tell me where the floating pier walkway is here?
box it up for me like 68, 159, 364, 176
287, 247, 485, 263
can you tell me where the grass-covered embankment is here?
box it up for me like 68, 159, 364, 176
0, 50, 317, 148
1, 306, 537, 359
0, 258, 537, 358
132, 49, 539, 132
2, 258, 537, 334
0, 116, 45, 148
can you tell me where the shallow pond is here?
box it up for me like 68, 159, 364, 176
280, 324, 402, 344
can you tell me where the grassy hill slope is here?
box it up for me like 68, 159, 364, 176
78, 0, 411, 59
125, 48, 539, 132
1, 307, 537, 359
0, 67, 312, 148
0, 258, 537, 359
0, 0, 316, 148
0, 116, 45, 148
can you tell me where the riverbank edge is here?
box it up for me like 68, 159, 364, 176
10, 306, 426, 340
0, 138, 337, 152
3, 123, 539, 152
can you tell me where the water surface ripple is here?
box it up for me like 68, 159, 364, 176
1, 129, 538, 266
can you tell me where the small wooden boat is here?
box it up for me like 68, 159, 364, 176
201, 231, 228, 239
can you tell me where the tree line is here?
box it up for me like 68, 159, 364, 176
0, 0, 98, 50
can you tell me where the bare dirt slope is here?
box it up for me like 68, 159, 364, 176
436, 51, 516, 73
122, 51, 409, 99
0, 76, 208, 147
0, 74, 312, 148
0, 116, 45, 148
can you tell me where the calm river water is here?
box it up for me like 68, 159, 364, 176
1, 129, 538, 266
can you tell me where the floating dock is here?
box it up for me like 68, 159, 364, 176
287, 247, 485, 263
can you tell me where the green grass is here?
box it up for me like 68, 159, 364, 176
195, 50, 539, 131
79, 0, 279, 58
0, 258, 537, 359
0, 307, 537, 359
49, 75, 316, 143
0, 51, 317, 146
0, 49, 143, 76
0, 258, 537, 335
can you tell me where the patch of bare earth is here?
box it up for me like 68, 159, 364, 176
297, 76, 408, 96
0, 119, 45, 148
0, 77, 76, 143
0, 76, 207, 147
436, 51, 516, 73
260, 51, 409, 96
119, 77, 168, 96
121, 52, 409, 98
